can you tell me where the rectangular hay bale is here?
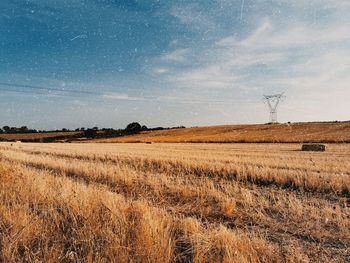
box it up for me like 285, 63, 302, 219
302, 144, 326, 152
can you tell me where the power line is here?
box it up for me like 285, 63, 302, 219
0, 87, 88, 98
0, 82, 99, 95
0, 87, 60, 96
0, 81, 248, 105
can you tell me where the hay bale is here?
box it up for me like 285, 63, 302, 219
302, 144, 326, 152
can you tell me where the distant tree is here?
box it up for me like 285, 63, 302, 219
62, 128, 68, 132
150, 127, 164, 131
27, 129, 37, 133
3, 126, 10, 133
141, 125, 148, 131
80, 127, 85, 131
92, 126, 99, 130
75, 128, 80, 132
20, 126, 28, 133
84, 129, 97, 138
125, 122, 142, 134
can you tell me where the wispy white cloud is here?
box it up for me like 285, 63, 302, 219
219, 18, 350, 50
153, 67, 170, 74
266, 0, 350, 8
102, 93, 148, 101
156, 11, 350, 96
160, 48, 190, 63
167, 64, 241, 89
102, 92, 232, 105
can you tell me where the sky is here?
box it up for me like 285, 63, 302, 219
0, 0, 349, 129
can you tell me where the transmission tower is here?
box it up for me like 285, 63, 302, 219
263, 93, 285, 123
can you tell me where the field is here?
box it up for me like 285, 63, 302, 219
1, 122, 350, 144
0, 131, 81, 142
0, 142, 349, 262
93, 122, 350, 143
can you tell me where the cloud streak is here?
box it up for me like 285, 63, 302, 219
102, 92, 234, 105
160, 48, 190, 63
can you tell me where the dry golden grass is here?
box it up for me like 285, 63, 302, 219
0, 142, 349, 262
93, 122, 350, 143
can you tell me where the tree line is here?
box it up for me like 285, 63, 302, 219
0, 123, 185, 139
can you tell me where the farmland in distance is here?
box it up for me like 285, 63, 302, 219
92, 122, 350, 143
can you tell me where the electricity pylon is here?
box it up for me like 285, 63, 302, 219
263, 93, 285, 123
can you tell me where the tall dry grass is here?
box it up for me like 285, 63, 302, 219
0, 142, 349, 262
0, 160, 279, 262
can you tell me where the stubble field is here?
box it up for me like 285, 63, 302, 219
93, 122, 350, 143
0, 142, 349, 262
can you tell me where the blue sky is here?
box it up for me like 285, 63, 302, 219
0, 0, 349, 129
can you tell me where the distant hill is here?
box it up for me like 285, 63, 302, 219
0, 131, 82, 142
91, 122, 350, 143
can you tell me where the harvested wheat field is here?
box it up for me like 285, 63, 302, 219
94, 122, 350, 143
0, 142, 349, 262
